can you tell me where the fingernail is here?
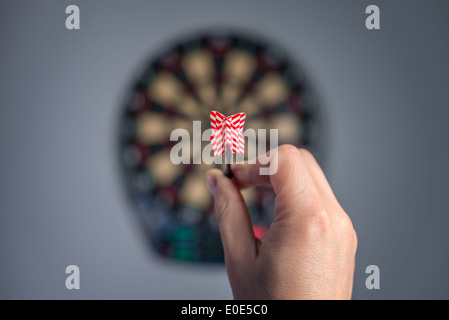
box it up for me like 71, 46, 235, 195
206, 173, 217, 193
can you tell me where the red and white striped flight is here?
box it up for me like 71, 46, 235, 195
210, 111, 246, 157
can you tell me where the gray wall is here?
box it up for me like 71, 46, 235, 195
1, 0, 448, 299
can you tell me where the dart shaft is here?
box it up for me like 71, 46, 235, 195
225, 146, 233, 178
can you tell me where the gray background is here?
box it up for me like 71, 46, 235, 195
1, 0, 448, 299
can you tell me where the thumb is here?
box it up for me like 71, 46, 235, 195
206, 169, 257, 265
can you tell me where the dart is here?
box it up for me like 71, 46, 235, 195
210, 110, 246, 179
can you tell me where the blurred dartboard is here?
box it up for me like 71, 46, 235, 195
119, 33, 319, 263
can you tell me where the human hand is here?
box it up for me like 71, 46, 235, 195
206, 145, 357, 300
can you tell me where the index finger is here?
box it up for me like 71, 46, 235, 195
231, 145, 321, 218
